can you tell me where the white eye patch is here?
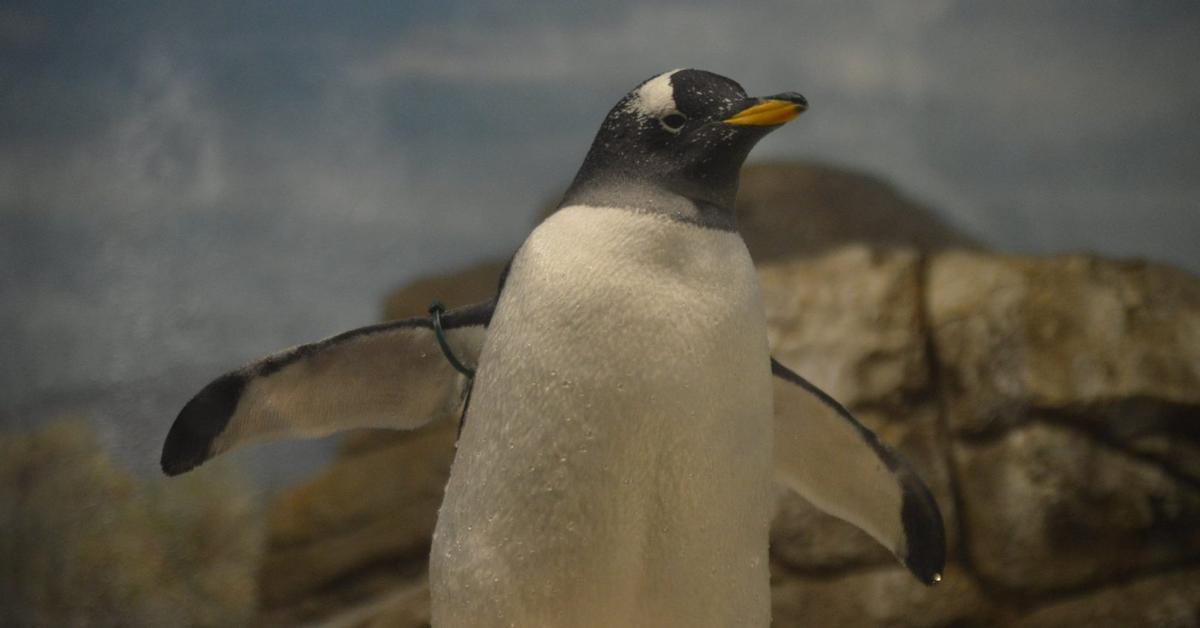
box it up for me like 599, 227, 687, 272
624, 69, 683, 119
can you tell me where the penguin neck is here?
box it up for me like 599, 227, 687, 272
561, 173, 739, 232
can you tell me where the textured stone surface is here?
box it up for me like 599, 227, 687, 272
760, 246, 928, 409
1014, 567, 1200, 628
928, 251, 1200, 438
760, 248, 962, 573
771, 564, 994, 628
955, 422, 1200, 591
383, 260, 506, 321
351, 579, 432, 628
262, 565, 426, 627
260, 420, 456, 613
736, 162, 978, 263
297, 577, 431, 628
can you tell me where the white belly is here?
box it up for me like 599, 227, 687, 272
431, 206, 774, 628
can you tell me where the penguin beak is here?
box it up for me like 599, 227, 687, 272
723, 93, 808, 127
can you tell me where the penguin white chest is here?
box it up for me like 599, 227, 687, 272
432, 205, 774, 627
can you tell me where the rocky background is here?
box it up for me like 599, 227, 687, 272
0, 423, 263, 627
255, 162, 1200, 627
4, 162, 1197, 626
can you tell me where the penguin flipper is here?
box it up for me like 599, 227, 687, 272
161, 301, 493, 476
770, 358, 946, 585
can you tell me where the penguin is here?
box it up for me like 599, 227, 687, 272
162, 69, 944, 627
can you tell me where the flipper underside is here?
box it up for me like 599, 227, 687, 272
160, 301, 492, 475
770, 358, 946, 584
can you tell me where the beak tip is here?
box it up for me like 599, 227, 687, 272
782, 92, 808, 112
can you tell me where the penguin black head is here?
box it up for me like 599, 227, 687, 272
563, 69, 807, 223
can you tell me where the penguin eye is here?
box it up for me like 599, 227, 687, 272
659, 112, 687, 133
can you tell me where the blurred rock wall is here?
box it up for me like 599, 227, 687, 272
0, 422, 263, 627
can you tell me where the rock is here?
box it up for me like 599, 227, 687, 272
955, 422, 1200, 592
291, 577, 431, 628
762, 248, 959, 571
771, 563, 996, 628
259, 420, 456, 621
383, 260, 506, 321
759, 246, 928, 409
736, 161, 978, 263
0, 422, 263, 627
261, 565, 427, 628
350, 579, 432, 628
1014, 567, 1200, 628
927, 251, 1200, 440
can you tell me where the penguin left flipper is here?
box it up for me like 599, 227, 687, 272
160, 300, 493, 476
770, 358, 946, 585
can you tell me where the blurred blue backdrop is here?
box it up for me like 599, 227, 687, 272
2, 1, 1197, 488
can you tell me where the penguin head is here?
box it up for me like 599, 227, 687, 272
565, 69, 807, 212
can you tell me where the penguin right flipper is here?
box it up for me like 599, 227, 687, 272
771, 358, 946, 585
160, 300, 493, 476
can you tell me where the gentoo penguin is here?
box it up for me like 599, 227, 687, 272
162, 69, 944, 627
